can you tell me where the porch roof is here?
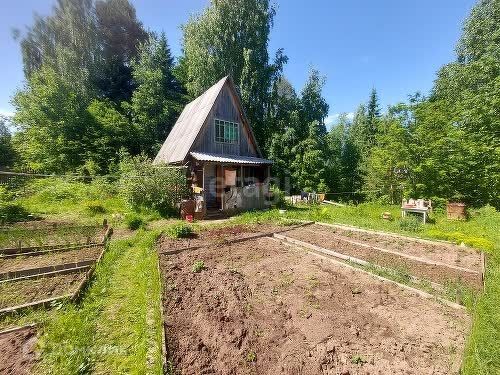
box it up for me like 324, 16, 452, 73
190, 152, 273, 165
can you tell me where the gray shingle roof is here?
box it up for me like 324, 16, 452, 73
190, 152, 273, 165
153, 76, 228, 164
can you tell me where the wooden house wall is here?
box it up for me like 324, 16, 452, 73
191, 84, 258, 157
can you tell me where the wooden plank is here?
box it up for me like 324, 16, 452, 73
0, 294, 73, 316
0, 323, 37, 336
71, 233, 111, 302
0, 243, 103, 258
0, 265, 91, 284
0, 259, 97, 281
0, 242, 104, 256
481, 251, 486, 290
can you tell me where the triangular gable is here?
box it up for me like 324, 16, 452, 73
154, 76, 262, 164
153, 76, 228, 164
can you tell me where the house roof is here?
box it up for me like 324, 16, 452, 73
153, 76, 228, 164
190, 152, 273, 165
154, 76, 263, 165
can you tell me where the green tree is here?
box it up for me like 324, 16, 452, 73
129, 33, 185, 155
86, 100, 139, 171
366, 88, 381, 145
182, 0, 286, 146
422, 0, 500, 207
364, 111, 410, 204
268, 126, 298, 192
292, 121, 328, 192
17, 0, 147, 102
94, 0, 148, 102
0, 116, 16, 168
12, 66, 92, 172
299, 69, 329, 139
18, 0, 99, 98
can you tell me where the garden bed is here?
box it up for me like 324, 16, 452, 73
0, 325, 38, 374
0, 272, 86, 309
158, 233, 470, 374
0, 246, 103, 276
158, 223, 299, 253
314, 223, 481, 270
0, 223, 106, 249
282, 225, 482, 290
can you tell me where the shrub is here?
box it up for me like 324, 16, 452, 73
0, 202, 31, 224
192, 260, 205, 273
125, 214, 144, 230
398, 215, 423, 232
165, 223, 193, 238
270, 187, 286, 209
119, 155, 189, 217
86, 201, 106, 215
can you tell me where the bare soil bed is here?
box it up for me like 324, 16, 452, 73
283, 226, 482, 290
158, 224, 289, 252
0, 326, 38, 374
159, 235, 469, 374
0, 246, 103, 274
313, 224, 481, 270
0, 272, 86, 309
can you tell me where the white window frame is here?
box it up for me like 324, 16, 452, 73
214, 119, 239, 144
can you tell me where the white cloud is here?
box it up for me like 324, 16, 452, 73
0, 108, 14, 118
325, 112, 354, 129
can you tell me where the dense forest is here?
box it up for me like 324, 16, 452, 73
1, 0, 498, 208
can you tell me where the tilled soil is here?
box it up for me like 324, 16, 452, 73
0, 272, 86, 309
158, 224, 289, 252
159, 236, 469, 374
0, 326, 38, 375
283, 226, 482, 290
313, 224, 481, 270
0, 246, 102, 274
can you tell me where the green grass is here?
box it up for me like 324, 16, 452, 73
33, 230, 164, 374
8, 178, 161, 228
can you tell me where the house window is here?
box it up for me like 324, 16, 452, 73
215, 119, 239, 144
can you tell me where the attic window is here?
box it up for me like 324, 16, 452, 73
215, 119, 239, 144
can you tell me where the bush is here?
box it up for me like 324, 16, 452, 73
270, 187, 286, 209
125, 214, 144, 230
119, 155, 189, 217
165, 223, 193, 238
398, 215, 423, 232
86, 201, 106, 215
0, 202, 32, 224
192, 260, 205, 273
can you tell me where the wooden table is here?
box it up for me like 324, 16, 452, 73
401, 206, 429, 224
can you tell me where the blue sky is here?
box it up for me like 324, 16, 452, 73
0, 0, 476, 126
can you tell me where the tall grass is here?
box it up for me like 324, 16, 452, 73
11, 177, 161, 227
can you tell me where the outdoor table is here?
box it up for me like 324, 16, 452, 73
401, 206, 429, 224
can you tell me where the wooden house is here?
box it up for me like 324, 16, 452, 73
153, 76, 273, 218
